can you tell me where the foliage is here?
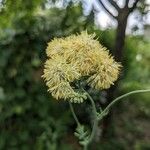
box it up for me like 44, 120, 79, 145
0, 0, 150, 150
0, 1, 93, 149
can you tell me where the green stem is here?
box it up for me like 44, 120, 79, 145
84, 144, 88, 150
79, 88, 99, 149
69, 101, 81, 127
99, 89, 150, 119
69, 101, 88, 150
69, 89, 150, 150
86, 92, 98, 145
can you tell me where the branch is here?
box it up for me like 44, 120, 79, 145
82, 88, 99, 148
85, 91, 98, 145
99, 89, 150, 119
108, 0, 120, 11
125, 0, 130, 8
129, 0, 140, 12
69, 101, 81, 127
98, 0, 117, 19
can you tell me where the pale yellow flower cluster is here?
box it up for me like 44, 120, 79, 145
43, 31, 121, 103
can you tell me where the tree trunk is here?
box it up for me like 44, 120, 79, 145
101, 9, 129, 139
114, 14, 128, 62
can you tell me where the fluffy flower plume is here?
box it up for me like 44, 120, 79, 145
43, 31, 121, 103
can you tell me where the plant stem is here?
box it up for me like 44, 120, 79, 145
85, 92, 98, 145
69, 89, 150, 150
99, 89, 150, 119
69, 101, 88, 150
84, 144, 88, 150
69, 101, 81, 127
79, 88, 99, 149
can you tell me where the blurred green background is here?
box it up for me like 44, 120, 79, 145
0, 0, 150, 150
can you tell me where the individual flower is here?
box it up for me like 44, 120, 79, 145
43, 31, 121, 103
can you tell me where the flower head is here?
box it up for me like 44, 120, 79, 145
43, 31, 121, 103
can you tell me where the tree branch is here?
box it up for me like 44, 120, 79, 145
129, 0, 140, 12
108, 0, 120, 11
125, 0, 130, 8
98, 0, 117, 19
